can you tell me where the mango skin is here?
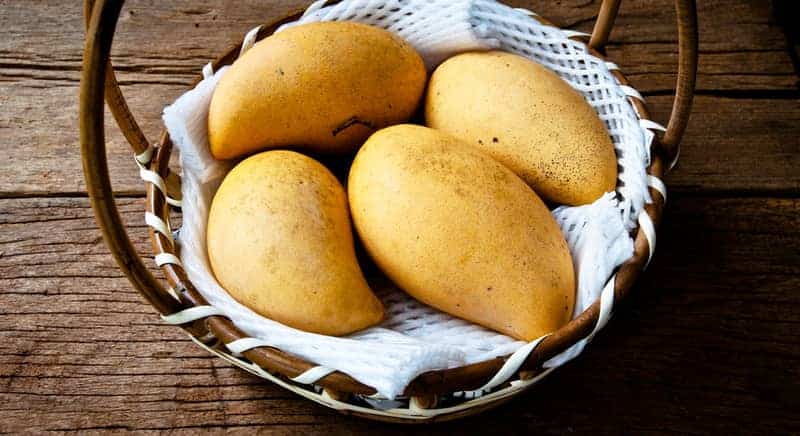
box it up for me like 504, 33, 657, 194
425, 51, 617, 206
207, 150, 384, 335
208, 21, 426, 160
348, 125, 575, 341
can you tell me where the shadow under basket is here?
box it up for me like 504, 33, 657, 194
79, 0, 697, 423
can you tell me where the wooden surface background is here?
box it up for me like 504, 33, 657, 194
1, 0, 799, 433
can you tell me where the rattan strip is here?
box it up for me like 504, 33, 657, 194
139, 3, 671, 414
144, 148, 665, 412
143, 151, 665, 399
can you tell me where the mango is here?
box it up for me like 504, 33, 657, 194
207, 150, 383, 335
208, 21, 426, 159
426, 51, 617, 205
348, 125, 575, 341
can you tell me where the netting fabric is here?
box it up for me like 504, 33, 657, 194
162, 0, 654, 399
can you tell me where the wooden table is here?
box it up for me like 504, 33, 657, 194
2, 0, 798, 433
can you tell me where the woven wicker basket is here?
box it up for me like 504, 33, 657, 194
79, 0, 697, 423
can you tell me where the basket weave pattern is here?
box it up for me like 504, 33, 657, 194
163, 0, 657, 401
79, 0, 697, 422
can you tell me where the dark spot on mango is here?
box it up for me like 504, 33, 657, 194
332, 116, 375, 136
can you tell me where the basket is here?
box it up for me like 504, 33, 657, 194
79, 0, 698, 423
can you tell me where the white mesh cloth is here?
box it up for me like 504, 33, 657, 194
162, 0, 656, 399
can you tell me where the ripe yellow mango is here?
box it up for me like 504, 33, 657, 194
207, 150, 383, 335
208, 21, 426, 159
426, 51, 617, 205
348, 125, 575, 341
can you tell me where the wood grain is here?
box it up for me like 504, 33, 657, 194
1, 196, 798, 433
2, 0, 799, 432
657, 96, 800, 194
1, 0, 798, 196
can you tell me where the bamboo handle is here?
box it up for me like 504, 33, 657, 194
661, 0, 698, 167
591, 0, 698, 168
79, 0, 693, 398
83, 0, 151, 157
79, 0, 304, 319
80, 0, 696, 317
589, 0, 621, 50
80, 0, 184, 316
87, 0, 698, 166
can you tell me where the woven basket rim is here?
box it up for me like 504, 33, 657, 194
143, 2, 668, 420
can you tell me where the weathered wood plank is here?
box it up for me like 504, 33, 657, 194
531, 0, 798, 92
654, 95, 800, 194
1, 0, 797, 196
2, 0, 798, 433
615, 0, 797, 91
1, 196, 798, 433
3, 89, 799, 197
3, 1, 794, 91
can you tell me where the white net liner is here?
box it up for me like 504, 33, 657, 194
162, 0, 656, 400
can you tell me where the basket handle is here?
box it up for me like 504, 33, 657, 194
83, 0, 151, 158
80, 0, 184, 316
87, 0, 698, 167
80, 0, 697, 316
591, 0, 698, 167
